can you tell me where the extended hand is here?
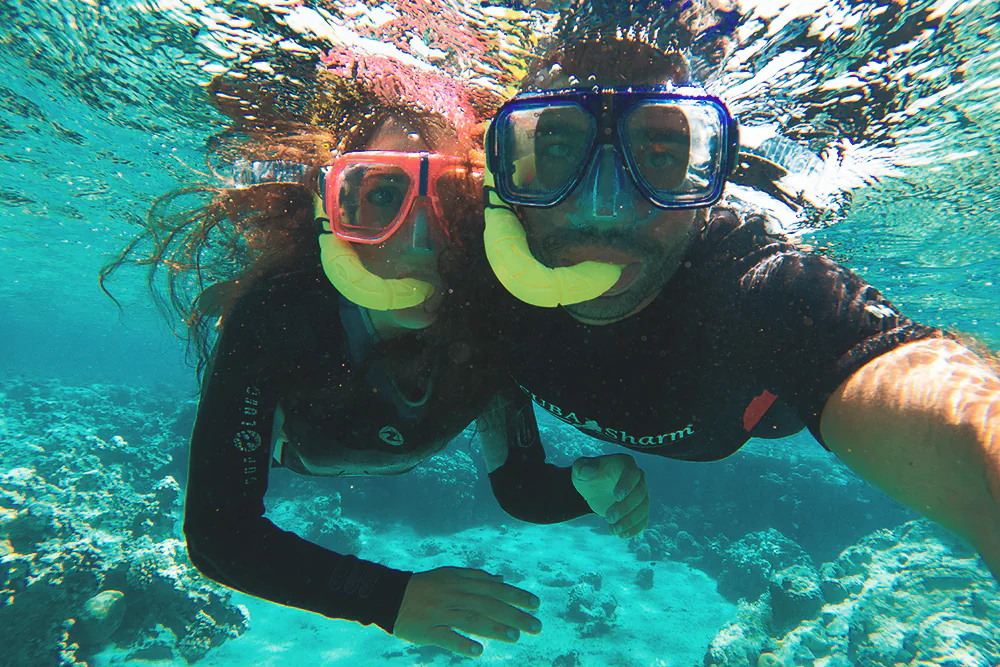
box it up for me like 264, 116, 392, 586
393, 567, 542, 657
571, 454, 649, 538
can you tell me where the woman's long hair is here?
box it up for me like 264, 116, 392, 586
100, 67, 502, 399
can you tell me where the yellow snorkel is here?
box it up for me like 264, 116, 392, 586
314, 195, 435, 311
482, 128, 623, 308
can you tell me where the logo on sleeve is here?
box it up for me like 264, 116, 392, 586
233, 429, 262, 452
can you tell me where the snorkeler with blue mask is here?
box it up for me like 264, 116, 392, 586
487, 33, 1000, 586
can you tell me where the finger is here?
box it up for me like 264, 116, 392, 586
458, 593, 543, 635
443, 609, 523, 643
572, 456, 600, 481
612, 465, 642, 502
426, 627, 484, 658
607, 474, 647, 523
596, 454, 629, 482
463, 578, 541, 611
611, 497, 650, 538
618, 520, 647, 539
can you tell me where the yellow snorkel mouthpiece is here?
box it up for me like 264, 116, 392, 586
314, 196, 435, 311
483, 132, 623, 308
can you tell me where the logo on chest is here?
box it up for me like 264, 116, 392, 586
518, 385, 695, 447
379, 426, 405, 447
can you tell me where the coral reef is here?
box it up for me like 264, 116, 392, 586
563, 577, 619, 638
703, 528, 814, 603
267, 431, 488, 534
122, 538, 250, 663
73, 590, 126, 646
703, 521, 1000, 667
265, 492, 366, 555
0, 378, 248, 666
636, 566, 655, 590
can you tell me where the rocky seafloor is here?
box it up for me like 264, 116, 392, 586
1, 377, 997, 666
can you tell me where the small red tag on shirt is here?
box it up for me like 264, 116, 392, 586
743, 390, 778, 432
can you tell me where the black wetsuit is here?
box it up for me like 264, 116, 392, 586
500, 208, 942, 462
183, 271, 590, 634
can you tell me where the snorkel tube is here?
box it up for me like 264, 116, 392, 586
483, 127, 623, 308
314, 195, 435, 311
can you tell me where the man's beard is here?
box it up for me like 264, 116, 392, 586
530, 225, 694, 323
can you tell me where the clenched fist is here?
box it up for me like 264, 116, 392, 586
571, 453, 649, 538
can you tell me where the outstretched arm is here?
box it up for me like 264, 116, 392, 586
820, 337, 1000, 578
184, 298, 412, 633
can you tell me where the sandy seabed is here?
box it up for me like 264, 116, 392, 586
94, 522, 734, 667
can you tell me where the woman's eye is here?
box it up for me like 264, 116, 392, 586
365, 187, 400, 207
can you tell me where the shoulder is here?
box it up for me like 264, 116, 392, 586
692, 207, 860, 295
691, 207, 797, 269
221, 270, 340, 350
227, 271, 331, 320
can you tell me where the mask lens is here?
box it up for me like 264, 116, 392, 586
622, 99, 728, 205
336, 163, 411, 241
500, 103, 595, 203
624, 104, 691, 191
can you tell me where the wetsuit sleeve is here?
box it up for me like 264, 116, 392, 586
183, 297, 412, 633
732, 217, 945, 444
482, 388, 593, 523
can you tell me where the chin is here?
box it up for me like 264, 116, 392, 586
563, 272, 666, 324
564, 293, 640, 324
390, 310, 438, 330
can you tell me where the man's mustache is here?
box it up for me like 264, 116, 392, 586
532, 228, 662, 260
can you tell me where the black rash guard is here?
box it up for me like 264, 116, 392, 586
500, 208, 943, 462
183, 271, 591, 635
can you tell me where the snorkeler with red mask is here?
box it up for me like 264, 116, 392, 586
104, 50, 652, 659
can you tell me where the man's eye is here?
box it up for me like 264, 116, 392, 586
642, 148, 680, 169
540, 141, 577, 159
547, 144, 569, 158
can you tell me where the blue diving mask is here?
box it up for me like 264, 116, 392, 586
485, 85, 740, 212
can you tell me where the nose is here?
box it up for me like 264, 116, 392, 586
407, 203, 435, 253
571, 145, 637, 226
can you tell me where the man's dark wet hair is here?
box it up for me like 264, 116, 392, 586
523, 0, 740, 90
522, 38, 692, 91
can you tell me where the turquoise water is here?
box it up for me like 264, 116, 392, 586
2, 0, 999, 665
